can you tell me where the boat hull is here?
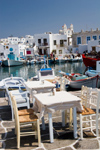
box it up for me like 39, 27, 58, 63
68, 75, 98, 90
2, 60, 23, 67
82, 54, 100, 68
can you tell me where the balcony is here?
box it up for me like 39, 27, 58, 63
38, 43, 49, 49
56, 44, 67, 48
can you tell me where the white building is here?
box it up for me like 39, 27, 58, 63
77, 39, 100, 54
34, 32, 68, 56
8, 37, 19, 44
88, 40, 100, 53
25, 35, 35, 46
0, 38, 8, 44
59, 24, 73, 46
49, 34, 67, 56
7, 37, 26, 44
0, 43, 26, 60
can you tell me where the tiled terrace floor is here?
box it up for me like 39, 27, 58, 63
0, 91, 100, 150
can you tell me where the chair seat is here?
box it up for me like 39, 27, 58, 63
16, 97, 27, 103
77, 105, 96, 115
19, 114, 38, 123
18, 109, 34, 116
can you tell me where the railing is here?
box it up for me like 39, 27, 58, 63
56, 44, 68, 48
38, 43, 49, 46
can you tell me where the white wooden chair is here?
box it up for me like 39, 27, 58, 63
81, 85, 92, 107
10, 93, 41, 149
4, 78, 30, 120
78, 88, 100, 139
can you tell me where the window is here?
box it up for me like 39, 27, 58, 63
59, 50, 62, 54
38, 39, 41, 44
27, 51, 31, 54
60, 40, 64, 47
43, 38, 47, 44
77, 37, 81, 44
93, 36, 97, 40
52, 50, 56, 54
54, 40, 56, 45
87, 36, 91, 43
99, 35, 100, 39
0, 53, 4, 56
6, 46, 9, 49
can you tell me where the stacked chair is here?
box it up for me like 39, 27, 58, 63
10, 92, 41, 148
3, 77, 30, 120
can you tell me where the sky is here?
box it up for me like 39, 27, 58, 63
0, 0, 100, 38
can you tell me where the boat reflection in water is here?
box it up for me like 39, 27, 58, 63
0, 62, 86, 82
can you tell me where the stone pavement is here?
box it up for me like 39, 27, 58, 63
0, 95, 100, 150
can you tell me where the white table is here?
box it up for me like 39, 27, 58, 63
33, 91, 82, 143
24, 80, 56, 95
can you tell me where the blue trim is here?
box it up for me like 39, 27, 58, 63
40, 68, 52, 71
66, 73, 70, 75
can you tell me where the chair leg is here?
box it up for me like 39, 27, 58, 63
37, 119, 41, 147
34, 122, 38, 139
17, 127, 20, 149
96, 112, 99, 137
80, 114, 83, 139
11, 106, 14, 120
15, 120, 17, 135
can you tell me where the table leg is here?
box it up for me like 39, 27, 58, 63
48, 112, 54, 143
73, 107, 77, 139
69, 108, 73, 130
62, 110, 65, 127
42, 116, 45, 130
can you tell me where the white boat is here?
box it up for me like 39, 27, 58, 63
85, 61, 100, 77
33, 64, 55, 81
35, 57, 45, 64
2, 59, 23, 67
85, 61, 100, 88
29, 59, 36, 65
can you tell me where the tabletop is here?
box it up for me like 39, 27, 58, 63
24, 80, 56, 90
33, 91, 83, 118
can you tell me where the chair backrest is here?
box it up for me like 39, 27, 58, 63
81, 85, 92, 107
9, 92, 20, 129
89, 88, 100, 109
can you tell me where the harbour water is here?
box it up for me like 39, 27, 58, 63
0, 62, 86, 81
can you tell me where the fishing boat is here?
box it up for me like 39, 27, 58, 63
82, 54, 100, 68
2, 53, 23, 67
33, 64, 55, 81
85, 61, 100, 77
59, 71, 98, 90
85, 61, 100, 88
